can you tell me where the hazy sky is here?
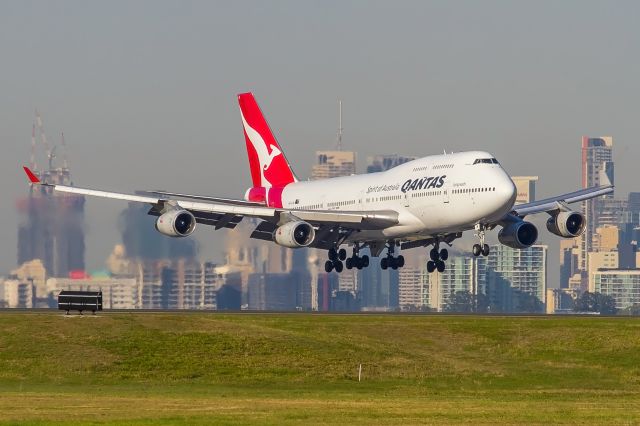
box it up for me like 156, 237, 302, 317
2, 1, 639, 279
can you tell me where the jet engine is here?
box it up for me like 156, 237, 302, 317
546, 211, 586, 238
273, 221, 315, 248
155, 209, 196, 237
498, 221, 538, 249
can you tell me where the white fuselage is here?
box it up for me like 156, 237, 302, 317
280, 151, 517, 243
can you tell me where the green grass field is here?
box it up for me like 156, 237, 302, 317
1, 312, 640, 425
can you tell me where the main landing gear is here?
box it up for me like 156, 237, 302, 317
325, 247, 347, 273
426, 241, 447, 273
345, 244, 370, 270
381, 242, 404, 270
472, 224, 490, 257
325, 245, 371, 273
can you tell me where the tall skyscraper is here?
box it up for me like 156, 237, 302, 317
580, 136, 614, 274
17, 115, 85, 278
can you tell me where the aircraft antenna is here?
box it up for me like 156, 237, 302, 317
60, 131, 69, 169
336, 99, 343, 151
30, 123, 38, 171
36, 108, 55, 170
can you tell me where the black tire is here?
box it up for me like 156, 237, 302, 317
328, 248, 338, 261
338, 248, 347, 261
430, 248, 439, 261
334, 261, 344, 273
440, 249, 449, 261
427, 260, 435, 273
345, 258, 353, 269
482, 244, 490, 257
356, 258, 363, 270
362, 255, 370, 267
397, 255, 405, 268
472, 244, 481, 257
436, 260, 446, 273
324, 260, 333, 273
381, 257, 388, 270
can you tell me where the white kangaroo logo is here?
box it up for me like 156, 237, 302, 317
241, 111, 282, 187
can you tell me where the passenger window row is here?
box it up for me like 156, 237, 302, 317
453, 187, 496, 194
433, 164, 454, 169
411, 191, 442, 198
328, 200, 356, 208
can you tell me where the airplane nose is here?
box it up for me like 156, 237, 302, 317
501, 176, 517, 207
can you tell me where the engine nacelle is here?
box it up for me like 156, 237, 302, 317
155, 209, 196, 237
546, 211, 586, 238
498, 221, 538, 249
273, 221, 315, 248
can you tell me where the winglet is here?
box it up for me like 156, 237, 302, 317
23, 166, 41, 184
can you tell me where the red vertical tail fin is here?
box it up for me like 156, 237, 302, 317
238, 93, 297, 189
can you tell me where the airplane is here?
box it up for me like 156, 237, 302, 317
23, 92, 613, 274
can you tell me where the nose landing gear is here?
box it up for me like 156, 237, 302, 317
473, 224, 490, 257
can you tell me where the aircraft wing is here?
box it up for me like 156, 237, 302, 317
23, 167, 398, 238
510, 185, 614, 217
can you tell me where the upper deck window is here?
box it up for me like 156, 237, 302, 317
473, 158, 499, 165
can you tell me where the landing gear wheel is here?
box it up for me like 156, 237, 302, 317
333, 260, 344, 273
381, 257, 388, 270
356, 258, 364, 270
338, 248, 347, 261
427, 260, 436, 273
362, 255, 370, 268
345, 258, 353, 269
430, 248, 439, 262
324, 260, 334, 273
439, 249, 448, 261
436, 260, 446, 273
397, 255, 405, 268
482, 244, 490, 257
328, 248, 338, 261
472, 244, 482, 257
390, 257, 398, 270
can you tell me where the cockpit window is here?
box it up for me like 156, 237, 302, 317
473, 158, 496, 165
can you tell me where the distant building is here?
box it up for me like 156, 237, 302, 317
357, 255, 399, 311
310, 150, 356, 180
10, 259, 48, 306
560, 239, 580, 289
47, 276, 139, 309
587, 251, 619, 292
17, 168, 85, 278
486, 244, 547, 307
424, 256, 486, 312
580, 136, 614, 274
511, 176, 538, 204
366, 154, 417, 173
545, 288, 576, 314
247, 273, 298, 310
594, 269, 640, 310
3, 278, 35, 308
398, 267, 425, 311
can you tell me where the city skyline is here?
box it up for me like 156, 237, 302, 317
2, 1, 640, 275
